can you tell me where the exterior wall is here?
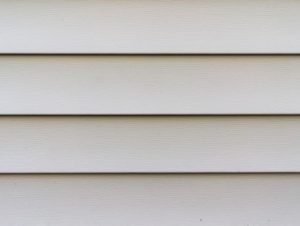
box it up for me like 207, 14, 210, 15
1, 0, 299, 225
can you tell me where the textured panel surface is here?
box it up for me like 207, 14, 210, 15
0, 0, 299, 53
1, 55, 300, 114
0, 174, 299, 226
1, 116, 300, 172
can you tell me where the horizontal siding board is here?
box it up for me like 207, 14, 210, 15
0, 0, 300, 53
0, 174, 299, 226
1, 55, 300, 114
1, 116, 300, 172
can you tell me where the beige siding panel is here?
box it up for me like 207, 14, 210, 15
0, 0, 300, 53
0, 174, 299, 226
1, 116, 300, 173
1, 55, 300, 114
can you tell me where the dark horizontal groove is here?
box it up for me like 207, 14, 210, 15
1, 114, 300, 117
1, 53, 300, 56
0, 172, 300, 175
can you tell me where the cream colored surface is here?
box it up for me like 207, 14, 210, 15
1, 55, 300, 114
0, 174, 299, 226
1, 116, 300, 172
0, 0, 299, 53
1, 0, 299, 224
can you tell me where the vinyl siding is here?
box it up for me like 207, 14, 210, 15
0, 0, 300, 53
1, 0, 299, 225
0, 174, 299, 226
0, 116, 299, 173
1, 55, 300, 114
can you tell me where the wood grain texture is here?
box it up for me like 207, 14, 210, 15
1, 55, 300, 114
0, 174, 299, 226
0, 0, 300, 53
1, 116, 300, 173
